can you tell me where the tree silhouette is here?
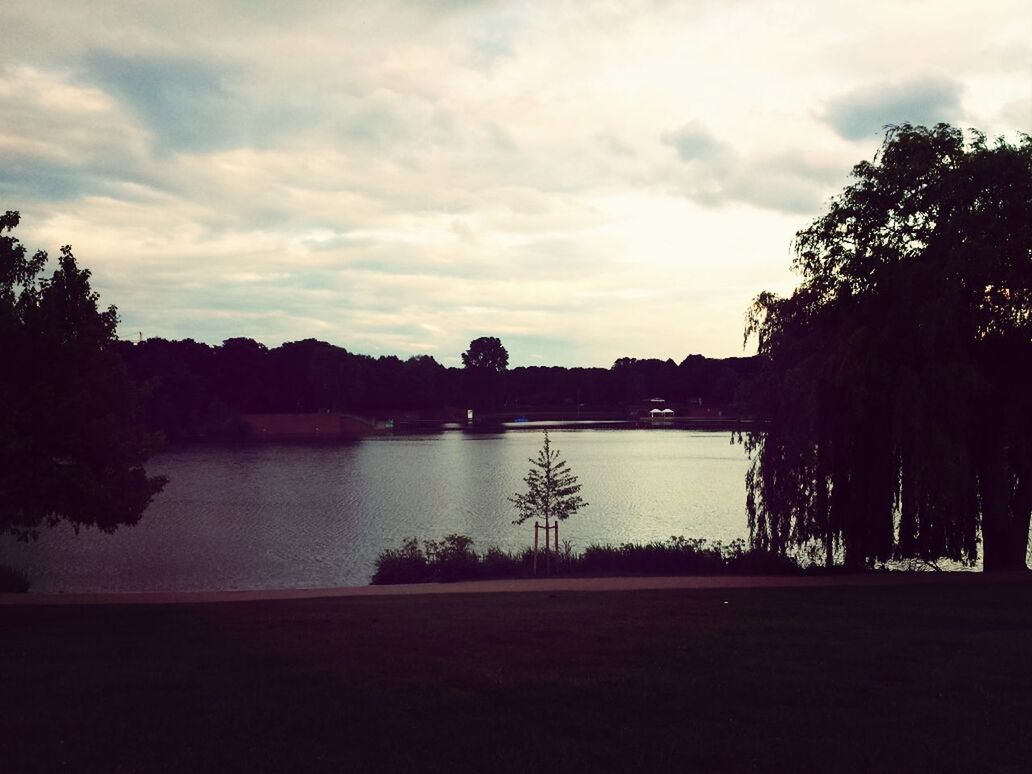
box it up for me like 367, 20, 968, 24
113, 333, 753, 437
742, 124, 1032, 571
461, 336, 508, 371
462, 336, 509, 409
0, 211, 167, 540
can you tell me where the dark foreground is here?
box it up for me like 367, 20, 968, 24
2, 578, 1031, 773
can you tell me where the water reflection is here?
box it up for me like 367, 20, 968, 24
0, 430, 749, 592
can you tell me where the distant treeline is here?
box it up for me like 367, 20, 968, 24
113, 337, 759, 441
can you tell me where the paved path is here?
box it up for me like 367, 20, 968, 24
1, 570, 1016, 606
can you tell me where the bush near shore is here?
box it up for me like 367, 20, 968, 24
0, 564, 31, 593
371, 534, 800, 584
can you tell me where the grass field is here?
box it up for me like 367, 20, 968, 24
2, 577, 1031, 773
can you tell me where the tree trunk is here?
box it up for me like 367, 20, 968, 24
980, 442, 1030, 572
544, 515, 551, 575
982, 513, 1029, 571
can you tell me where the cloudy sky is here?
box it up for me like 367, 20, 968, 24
2, 1, 1029, 366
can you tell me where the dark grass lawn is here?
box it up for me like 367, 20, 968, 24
2, 579, 1032, 773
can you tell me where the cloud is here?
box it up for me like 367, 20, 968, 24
0, 155, 103, 201
662, 121, 732, 163
998, 98, 1032, 129
662, 123, 847, 214
3, 1, 1030, 365
0, 65, 166, 204
595, 133, 635, 157
467, 25, 516, 70
82, 53, 244, 153
820, 76, 964, 141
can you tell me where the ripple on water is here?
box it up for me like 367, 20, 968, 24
0, 430, 750, 592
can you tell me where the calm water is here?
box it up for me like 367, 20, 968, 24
0, 430, 750, 592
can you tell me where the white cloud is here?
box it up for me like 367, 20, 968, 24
1, 0, 1029, 365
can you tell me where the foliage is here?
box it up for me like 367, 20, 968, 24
509, 431, 587, 528
723, 540, 805, 575
581, 536, 726, 575
423, 533, 480, 581
0, 563, 31, 593
113, 333, 756, 440
479, 546, 529, 578
579, 537, 803, 576
371, 534, 489, 584
461, 336, 509, 372
369, 537, 429, 584
461, 336, 509, 409
370, 534, 801, 584
742, 124, 1032, 570
0, 212, 167, 540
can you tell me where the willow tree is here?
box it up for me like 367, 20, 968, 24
743, 124, 1032, 571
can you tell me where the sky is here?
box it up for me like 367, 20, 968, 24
2, 1, 1029, 366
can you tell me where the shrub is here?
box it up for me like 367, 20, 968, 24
480, 547, 529, 579
370, 537, 428, 584
581, 537, 725, 576
724, 539, 802, 575
0, 564, 31, 593
425, 534, 481, 582
369, 534, 803, 584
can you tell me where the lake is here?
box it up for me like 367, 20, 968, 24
0, 430, 751, 592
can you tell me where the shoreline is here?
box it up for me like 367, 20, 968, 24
1, 570, 1018, 606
